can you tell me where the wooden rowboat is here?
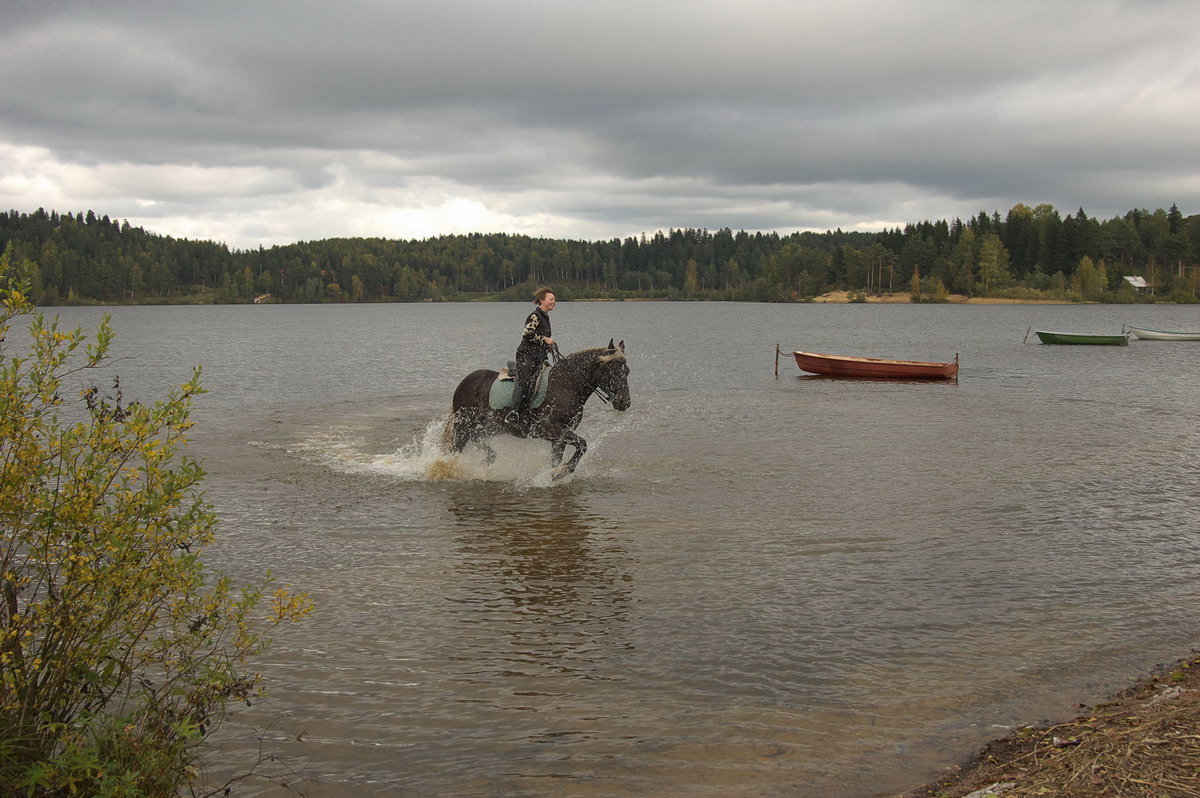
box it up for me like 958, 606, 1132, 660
1034, 330, 1129, 346
1125, 325, 1200, 341
793, 351, 959, 380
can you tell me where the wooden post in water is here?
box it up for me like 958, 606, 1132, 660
775, 344, 780, 378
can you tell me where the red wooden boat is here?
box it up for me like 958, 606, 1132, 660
793, 350, 959, 380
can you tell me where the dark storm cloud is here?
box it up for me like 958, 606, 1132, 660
1, 0, 1198, 247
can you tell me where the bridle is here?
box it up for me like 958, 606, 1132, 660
550, 344, 624, 406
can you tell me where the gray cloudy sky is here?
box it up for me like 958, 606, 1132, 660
2, 0, 1198, 249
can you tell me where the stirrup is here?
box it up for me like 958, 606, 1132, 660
505, 410, 521, 424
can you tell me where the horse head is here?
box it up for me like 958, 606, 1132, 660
597, 339, 631, 411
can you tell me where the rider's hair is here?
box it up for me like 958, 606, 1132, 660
533, 286, 555, 304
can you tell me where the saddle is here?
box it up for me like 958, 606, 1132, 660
496, 360, 519, 381
489, 362, 551, 411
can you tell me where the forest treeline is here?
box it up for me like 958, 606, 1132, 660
1, 203, 1197, 305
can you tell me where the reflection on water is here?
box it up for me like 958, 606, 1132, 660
445, 487, 634, 686
795, 373, 961, 386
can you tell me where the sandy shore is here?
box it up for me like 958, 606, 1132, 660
900, 651, 1200, 797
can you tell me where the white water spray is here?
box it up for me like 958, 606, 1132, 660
252, 413, 636, 485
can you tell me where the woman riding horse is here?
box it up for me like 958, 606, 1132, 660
446, 340, 631, 479
507, 287, 556, 425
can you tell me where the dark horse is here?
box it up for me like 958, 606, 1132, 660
446, 340, 631, 479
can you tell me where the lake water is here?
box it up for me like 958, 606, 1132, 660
33, 301, 1200, 796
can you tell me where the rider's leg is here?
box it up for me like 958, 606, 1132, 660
506, 379, 524, 423
508, 354, 536, 423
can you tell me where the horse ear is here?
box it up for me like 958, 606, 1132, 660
607, 338, 614, 349
618, 340, 624, 351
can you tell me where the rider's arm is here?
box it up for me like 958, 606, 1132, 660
522, 312, 548, 345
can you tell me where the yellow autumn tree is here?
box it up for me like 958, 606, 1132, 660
0, 255, 311, 796
1073, 255, 1105, 301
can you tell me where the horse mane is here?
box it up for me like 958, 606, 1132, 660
561, 346, 614, 365
561, 344, 624, 367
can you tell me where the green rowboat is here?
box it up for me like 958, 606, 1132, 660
1035, 330, 1129, 346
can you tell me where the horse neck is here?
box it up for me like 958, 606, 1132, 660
554, 350, 604, 397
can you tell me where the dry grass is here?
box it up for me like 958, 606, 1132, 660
904, 653, 1200, 797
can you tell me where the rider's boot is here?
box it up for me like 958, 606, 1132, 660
506, 383, 523, 424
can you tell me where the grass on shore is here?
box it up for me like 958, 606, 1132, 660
904, 652, 1200, 797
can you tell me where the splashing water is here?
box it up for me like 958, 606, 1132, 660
252, 413, 628, 486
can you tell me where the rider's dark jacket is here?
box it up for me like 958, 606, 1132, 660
518, 306, 552, 359
513, 306, 551, 409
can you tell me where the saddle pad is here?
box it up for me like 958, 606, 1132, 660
489, 364, 550, 410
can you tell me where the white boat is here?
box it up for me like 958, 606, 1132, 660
1126, 325, 1200, 341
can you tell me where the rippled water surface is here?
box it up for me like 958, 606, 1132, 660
41, 302, 1200, 796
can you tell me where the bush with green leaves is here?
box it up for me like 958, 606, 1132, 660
0, 258, 311, 796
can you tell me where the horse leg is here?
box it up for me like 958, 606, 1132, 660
451, 408, 482, 451
447, 410, 498, 466
480, 438, 497, 465
449, 411, 472, 453
551, 432, 587, 480
461, 415, 500, 465
550, 439, 567, 467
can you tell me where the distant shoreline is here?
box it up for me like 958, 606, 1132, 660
813, 290, 1073, 305
37, 292, 1135, 307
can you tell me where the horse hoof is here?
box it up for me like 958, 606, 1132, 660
551, 464, 571, 480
